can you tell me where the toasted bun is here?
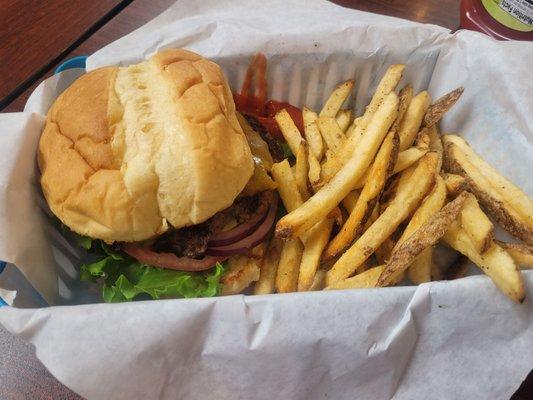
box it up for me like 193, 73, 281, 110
38, 49, 253, 242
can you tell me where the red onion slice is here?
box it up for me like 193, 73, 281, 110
122, 244, 226, 272
208, 192, 272, 247
205, 195, 278, 257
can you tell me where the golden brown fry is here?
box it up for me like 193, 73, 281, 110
443, 135, 533, 244
295, 141, 310, 200
336, 109, 353, 132
375, 237, 396, 265
322, 65, 405, 182
326, 153, 439, 285
275, 238, 304, 293
495, 241, 533, 269
341, 190, 360, 213
460, 194, 494, 254
307, 149, 322, 190
423, 87, 464, 128
397, 176, 447, 284
271, 160, 303, 212
297, 218, 334, 291
326, 265, 384, 290
303, 107, 324, 160
309, 269, 326, 291
317, 116, 346, 154
254, 238, 283, 295
398, 91, 431, 151
221, 244, 265, 295
378, 191, 468, 286
276, 92, 399, 240
323, 131, 399, 260
443, 220, 525, 302
275, 109, 303, 155
320, 80, 355, 118
442, 172, 467, 196
427, 125, 443, 155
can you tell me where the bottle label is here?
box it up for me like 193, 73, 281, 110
481, 0, 533, 31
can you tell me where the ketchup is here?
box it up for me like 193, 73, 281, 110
233, 53, 304, 140
460, 0, 533, 41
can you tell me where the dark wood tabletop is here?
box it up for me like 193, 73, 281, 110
0, 1, 468, 399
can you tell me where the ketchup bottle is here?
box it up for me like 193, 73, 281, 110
460, 0, 533, 40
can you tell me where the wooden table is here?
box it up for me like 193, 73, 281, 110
0, 1, 499, 399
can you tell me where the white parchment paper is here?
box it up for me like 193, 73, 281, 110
0, 1, 532, 399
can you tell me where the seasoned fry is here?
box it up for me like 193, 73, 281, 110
307, 149, 322, 189
326, 265, 384, 290
460, 194, 494, 254
317, 116, 346, 154
378, 191, 468, 286
427, 125, 443, 155
298, 219, 334, 291
398, 91, 431, 151
295, 141, 310, 199
423, 87, 464, 128
397, 176, 447, 284
271, 160, 303, 212
324, 131, 399, 260
309, 269, 326, 291
275, 109, 303, 155
443, 135, 533, 244
395, 84, 414, 130
254, 238, 283, 295
276, 92, 399, 240
442, 172, 467, 196
320, 80, 355, 118
326, 153, 439, 285
275, 238, 304, 293
221, 244, 265, 295
336, 109, 353, 132
375, 237, 396, 265
495, 241, 533, 269
443, 220, 525, 302
303, 107, 324, 160
341, 190, 360, 213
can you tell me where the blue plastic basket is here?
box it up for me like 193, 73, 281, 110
0, 56, 88, 307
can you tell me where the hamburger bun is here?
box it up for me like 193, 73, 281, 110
38, 49, 254, 242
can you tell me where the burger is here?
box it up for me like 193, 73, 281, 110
38, 49, 279, 302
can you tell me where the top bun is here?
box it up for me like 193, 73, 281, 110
38, 49, 253, 242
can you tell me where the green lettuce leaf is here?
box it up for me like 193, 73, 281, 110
81, 256, 225, 303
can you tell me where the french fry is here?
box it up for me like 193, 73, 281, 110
221, 244, 265, 295
336, 109, 353, 132
275, 238, 304, 293
341, 190, 360, 213
423, 87, 464, 128
395, 84, 414, 130
275, 109, 303, 155
427, 125, 443, 156
320, 80, 355, 118
460, 194, 494, 254
326, 153, 439, 285
295, 141, 310, 200
317, 116, 346, 154
321, 65, 405, 182
297, 218, 334, 291
323, 131, 399, 260
398, 91, 431, 151
495, 241, 533, 269
276, 92, 399, 240
443, 135, 533, 244
442, 172, 467, 196
326, 265, 385, 290
271, 159, 303, 212
378, 191, 468, 286
307, 149, 322, 190
303, 107, 324, 160
396, 176, 447, 284
443, 220, 525, 302
375, 237, 396, 265
309, 269, 326, 291
254, 238, 283, 295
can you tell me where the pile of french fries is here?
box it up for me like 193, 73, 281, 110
231, 64, 533, 303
